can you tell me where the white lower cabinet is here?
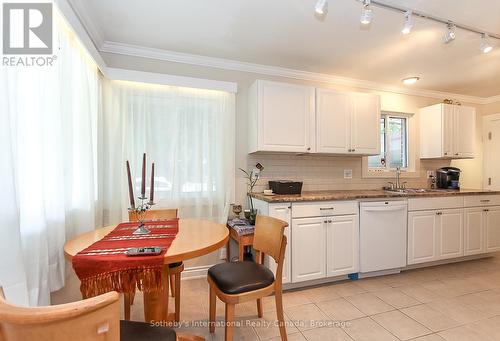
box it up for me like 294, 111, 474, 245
408, 208, 463, 265
408, 211, 438, 265
485, 207, 500, 252
465, 208, 485, 255
291, 214, 358, 283
326, 215, 359, 277
268, 204, 292, 284
464, 206, 500, 255
439, 209, 464, 259
291, 217, 326, 282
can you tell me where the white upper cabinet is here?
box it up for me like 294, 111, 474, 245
350, 92, 381, 155
249, 80, 381, 155
316, 88, 351, 153
420, 103, 476, 159
248, 80, 315, 153
455, 105, 476, 158
316, 89, 380, 155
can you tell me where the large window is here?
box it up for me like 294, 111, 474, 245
368, 113, 409, 170
102, 81, 235, 224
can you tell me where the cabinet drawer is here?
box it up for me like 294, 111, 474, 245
464, 195, 500, 207
408, 197, 463, 211
292, 201, 358, 218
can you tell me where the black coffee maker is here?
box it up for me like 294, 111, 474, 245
436, 167, 461, 189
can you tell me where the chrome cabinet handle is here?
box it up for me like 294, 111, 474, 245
324, 220, 328, 223
436, 212, 443, 215
484, 209, 490, 212
320, 207, 334, 210
480, 199, 490, 203
307, 147, 311, 151
328, 220, 332, 223
454, 153, 459, 156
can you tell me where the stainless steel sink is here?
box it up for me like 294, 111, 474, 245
384, 188, 448, 194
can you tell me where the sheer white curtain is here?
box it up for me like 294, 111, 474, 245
102, 80, 235, 225
0, 13, 101, 306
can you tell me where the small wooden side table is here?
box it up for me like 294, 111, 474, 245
226, 225, 254, 261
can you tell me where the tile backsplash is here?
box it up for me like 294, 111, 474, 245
246, 153, 449, 193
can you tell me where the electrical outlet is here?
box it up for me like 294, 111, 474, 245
219, 247, 227, 260
344, 169, 353, 179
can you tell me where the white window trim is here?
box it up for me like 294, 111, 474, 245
362, 111, 420, 179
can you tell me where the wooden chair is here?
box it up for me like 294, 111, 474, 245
207, 215, 288, 341
126, 208, 183, 322
0, 288, 203, 341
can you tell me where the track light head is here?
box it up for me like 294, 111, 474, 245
360, 0, 373, 25
315, 0, 328, 15
402, 10, 414, 35
480, 33, 493, 54
443, 23, 456, 44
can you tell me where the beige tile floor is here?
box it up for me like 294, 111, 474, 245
53, 254, 500, 340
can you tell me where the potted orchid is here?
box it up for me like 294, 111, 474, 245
239, 163, 264, 225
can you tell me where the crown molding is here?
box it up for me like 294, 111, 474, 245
63, 0, 104, 50
55, 0, 106, 72
106, 67, 238, 93
100, 40, 499, 105
483, 95, 500, 105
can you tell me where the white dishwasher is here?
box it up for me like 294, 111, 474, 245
360, 200, 408, 274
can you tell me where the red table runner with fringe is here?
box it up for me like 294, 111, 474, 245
72, 219, 179, 298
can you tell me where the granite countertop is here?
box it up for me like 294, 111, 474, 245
250, 189, 500, 203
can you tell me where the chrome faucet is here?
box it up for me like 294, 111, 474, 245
396, 167, 402, 189
387, 167, 407, 191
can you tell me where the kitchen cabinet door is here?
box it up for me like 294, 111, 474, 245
316, 88, 351, 154
455, 106, 476, 158
408, 211, 438, 265
268, 203, 292, 284
291, 217, 326, 282
438, 209, 464, 259
485, 207, 500, 252
250, 80, 315, 153
442, 104, 455, 158
326, 215, 359, 277
350, 92, 380, 155
464, 208, 485, 256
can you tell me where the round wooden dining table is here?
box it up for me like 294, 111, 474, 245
64, 218, 229, 323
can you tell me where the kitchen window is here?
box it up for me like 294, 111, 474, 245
368, 113, 409, 170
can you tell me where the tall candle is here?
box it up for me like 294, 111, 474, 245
149, 162, 155, 204
126, 161, 135, 208
141, 153, 146, 197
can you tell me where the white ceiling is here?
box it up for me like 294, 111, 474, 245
70, 0, 500, 97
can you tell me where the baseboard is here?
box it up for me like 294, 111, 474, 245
181, 264, 214, 280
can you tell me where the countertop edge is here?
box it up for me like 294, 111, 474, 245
249, 190, 500, 203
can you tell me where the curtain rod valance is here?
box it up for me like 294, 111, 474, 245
105, 67, 238, 93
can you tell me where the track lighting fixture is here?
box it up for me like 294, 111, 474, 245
442, 23, 456, 44
480, 34, 493, 54
315, 0, 328, 15
360, 0, 373, 25
313, 1, 499, 56
401, 10, 413, 35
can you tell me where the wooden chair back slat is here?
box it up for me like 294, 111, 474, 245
128, 208, 178, 222
0, 288, 120, 341
252, 215, 288, 263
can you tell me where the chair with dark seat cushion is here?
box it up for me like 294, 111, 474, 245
127, 208, 183, 322
208, 215, 289, 341
120, 320, 176, 341
208, 261, 275, 294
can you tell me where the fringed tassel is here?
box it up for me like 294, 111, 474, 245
80, 266, 164, 298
